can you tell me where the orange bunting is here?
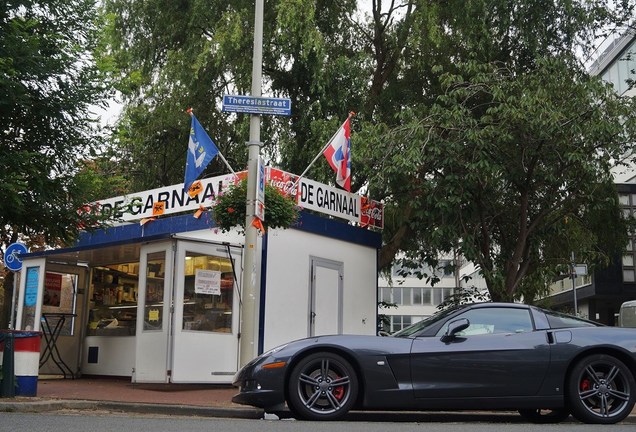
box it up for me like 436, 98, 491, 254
152, 201, 166, 216
193, 204, 207, 219
140, 217, 156, 226
188, 180, 203, 198
251, 217, 266, 234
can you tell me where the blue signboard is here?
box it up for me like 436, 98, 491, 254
222, 95, 291, 116
5, 242, 28, 272
25, 266, 40, 307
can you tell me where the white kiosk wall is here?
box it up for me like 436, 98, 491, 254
263, 227, 378, 351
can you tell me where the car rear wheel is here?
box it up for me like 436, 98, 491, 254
566, 354, 636, 424
518, 408, 570, 424
286, 352, 358, 421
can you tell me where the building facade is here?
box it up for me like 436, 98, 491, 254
378, 258, 486, 333
544, 30, 636, 324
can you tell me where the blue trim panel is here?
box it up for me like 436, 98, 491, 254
294, 212, 382, 249
76, 213, 216, 248
21, 211, 381, 259
258, 233, 268, 355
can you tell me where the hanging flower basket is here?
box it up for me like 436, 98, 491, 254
213, 179, 299, 233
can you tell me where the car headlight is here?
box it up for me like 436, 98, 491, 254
261, 343, 289, 357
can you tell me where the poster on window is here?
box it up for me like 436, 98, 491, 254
194, 269, 221, 295
44, 272, 62, 307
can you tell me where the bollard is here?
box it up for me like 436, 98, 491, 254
0, 331, 41, 397
0, 332, 16, 398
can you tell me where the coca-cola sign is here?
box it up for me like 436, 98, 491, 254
267, 168, 299, 197
360, 197, 384, 229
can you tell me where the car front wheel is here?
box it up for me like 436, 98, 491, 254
567, 354, 636, 424
286, 352, 358, 421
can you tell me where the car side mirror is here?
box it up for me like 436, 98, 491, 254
441, 318, 470, 342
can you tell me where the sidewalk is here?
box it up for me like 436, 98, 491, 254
1, 376, 635, 423
0, 376, 263, 419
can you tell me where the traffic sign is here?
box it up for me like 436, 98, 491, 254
4, 242, 28, 272
222, 95, 291, 116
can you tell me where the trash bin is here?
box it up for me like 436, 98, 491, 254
0, 330, 42, 397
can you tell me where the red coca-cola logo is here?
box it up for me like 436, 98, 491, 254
364, 207, 382, 221
269, 178, 298, 196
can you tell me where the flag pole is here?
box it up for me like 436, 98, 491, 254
187, 108, 238, 178
293, 111, 354, 188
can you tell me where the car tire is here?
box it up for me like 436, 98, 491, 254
286, 352, 359, 421
566, 353, 636, 424
518, 408, 570, 424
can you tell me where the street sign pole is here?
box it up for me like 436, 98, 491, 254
240, 0, 264, 367
571, 252, 578, 316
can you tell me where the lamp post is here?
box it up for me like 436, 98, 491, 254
239, 0, 264, 367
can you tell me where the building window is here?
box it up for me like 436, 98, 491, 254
390, 315, 412, 333
601, 39, 636, 96
619, 192, 636, 283
378, 287, 454, 306
402, 288, 412, 305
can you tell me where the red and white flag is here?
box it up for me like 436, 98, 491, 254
322, 114, 352, 191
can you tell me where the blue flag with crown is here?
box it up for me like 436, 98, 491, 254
184, 111, 220, 191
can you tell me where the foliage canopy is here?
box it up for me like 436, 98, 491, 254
0, 0, 115, 327
99, 0, 636, 302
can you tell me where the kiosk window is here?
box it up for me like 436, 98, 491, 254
88, 263, 139, 336
143, 252, 166, 331
182, 252, 234, 333
42, 272, 78, 336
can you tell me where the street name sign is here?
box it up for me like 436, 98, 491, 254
222, 95, 291, 116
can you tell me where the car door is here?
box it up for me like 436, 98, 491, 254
410, 306, 551, 399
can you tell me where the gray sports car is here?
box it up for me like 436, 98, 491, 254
232, 302, 636, 424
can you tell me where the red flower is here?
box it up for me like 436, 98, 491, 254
227, 207, 235, 213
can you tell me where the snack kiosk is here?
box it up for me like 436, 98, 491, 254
13, 169, 383, 384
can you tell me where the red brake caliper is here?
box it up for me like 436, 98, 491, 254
580, 378, 591, 392
333, 375, 345, 400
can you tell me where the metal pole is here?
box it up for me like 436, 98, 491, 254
9, 272, 18, 329
571, 251, 578, 316
239, 0, 263, 367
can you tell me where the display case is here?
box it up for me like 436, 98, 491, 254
87, 264, 140, 336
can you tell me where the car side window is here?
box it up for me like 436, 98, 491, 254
436, 308, 534, 337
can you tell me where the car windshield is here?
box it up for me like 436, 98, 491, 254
391, 305, 462, 337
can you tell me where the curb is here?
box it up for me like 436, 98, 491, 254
0, 399, 264, 419
1, 400, 634, 424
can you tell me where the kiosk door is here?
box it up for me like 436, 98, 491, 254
171, 241, 241, 383
134, 241, 175, 383
309, 257, 343, 337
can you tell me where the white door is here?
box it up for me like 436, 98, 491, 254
134, 241, 175, 383
309, 257, 343, 337
171, 241, 241, 383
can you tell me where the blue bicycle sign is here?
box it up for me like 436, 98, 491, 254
4, 242, 28, 272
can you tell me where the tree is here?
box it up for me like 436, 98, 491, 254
361, 0, 636, 301
100, 0, 636, 302
383, 58, 636, 301
99, 0, 396, 190
0, 0, 112, 328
